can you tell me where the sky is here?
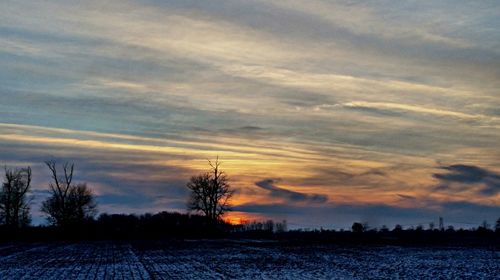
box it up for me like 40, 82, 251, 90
1, 0, 499, 229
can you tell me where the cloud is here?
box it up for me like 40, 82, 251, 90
255, 179, 328, 203
237, 126, 263, 131
433, 164, 500, 196
397, 194, 416, 200
334, 101, 499, 124
234, 202, 431, 219
1, 0, 499, 228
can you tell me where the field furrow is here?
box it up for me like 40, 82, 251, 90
0, 241, 498, 279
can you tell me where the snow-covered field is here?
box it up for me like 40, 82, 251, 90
0, 240, 498, 279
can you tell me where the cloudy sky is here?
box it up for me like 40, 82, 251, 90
1, 0, 499, 228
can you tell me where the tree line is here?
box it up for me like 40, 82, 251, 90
1, 158, 500, 243
1, 158, 239, 231
1, 161, 97, 229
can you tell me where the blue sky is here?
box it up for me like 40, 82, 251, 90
1, 0, 499, 228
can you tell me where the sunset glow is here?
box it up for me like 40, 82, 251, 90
1, 0, 499, 228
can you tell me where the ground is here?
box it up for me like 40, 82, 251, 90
0, 240, 498, 279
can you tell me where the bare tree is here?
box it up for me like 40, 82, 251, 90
275, 220, 288, 233
41, 161, 97, 227
479, 220, 491, 230
187, 157, 234, 223
264, 220, 275, 232
0, 167, 32, 228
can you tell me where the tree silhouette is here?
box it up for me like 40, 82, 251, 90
429, 222, 435, 231
187, 157, 234, 223
393, 224, 403, 232
275, 220, 287, 233
41, 161, 97, 227
264, 220, 275, 232
0, 167, 32, 228
351, 222, 364, 233
379, 225, 389, 233
478, 220, 491, 231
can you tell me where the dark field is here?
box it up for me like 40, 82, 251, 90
0, 241, 499, 279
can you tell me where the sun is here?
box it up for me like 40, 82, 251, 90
225, 216, 244, 225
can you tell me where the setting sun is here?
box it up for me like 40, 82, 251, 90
0, 0, 499, 231
225, 217, 243, 226
1, 1, 499, 278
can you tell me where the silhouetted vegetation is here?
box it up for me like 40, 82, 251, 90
0, 159, 498, 248
41, 161, 97, 228
0, 208, 499, 245
229, 219, 288, 238
187, 157, 234, 224
351, 222, 364, 233
0, 166, 32, 228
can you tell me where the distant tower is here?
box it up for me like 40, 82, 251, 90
439, 217, 444, 231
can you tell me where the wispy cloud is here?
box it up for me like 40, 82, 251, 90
333, 101, 500, 125
255, 179, 328, 204
1, 0, 499, 227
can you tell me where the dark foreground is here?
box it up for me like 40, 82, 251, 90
0, 240, 499, 279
